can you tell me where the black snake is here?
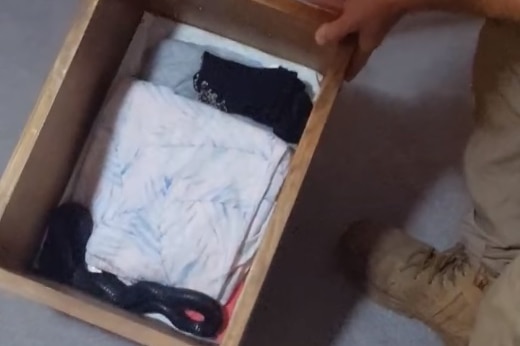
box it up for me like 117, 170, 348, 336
34, 202, 224, 338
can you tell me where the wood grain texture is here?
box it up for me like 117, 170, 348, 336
0, 0, 99, 213
251, 0, 338, 23
0, 268, 199, 346
0, 0, 100, 266
146, 0, 335, 73
0, 0, 142, 269
222, 42, 354, 346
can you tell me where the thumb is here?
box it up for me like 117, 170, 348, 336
315, 14, 353, 45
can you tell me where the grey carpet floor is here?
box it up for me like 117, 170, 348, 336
0, 1, 481, 345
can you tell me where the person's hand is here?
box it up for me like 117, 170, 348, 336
315, 0, 406, 80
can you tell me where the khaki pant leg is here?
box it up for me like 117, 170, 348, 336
464, 19, 520, 273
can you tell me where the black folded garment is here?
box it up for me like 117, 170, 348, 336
34, 203, 224, 339
194, 52, 313, 143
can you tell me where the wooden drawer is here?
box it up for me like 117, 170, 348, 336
0, 0, 351, 345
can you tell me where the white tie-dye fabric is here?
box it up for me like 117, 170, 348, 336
72, 79, 291, 302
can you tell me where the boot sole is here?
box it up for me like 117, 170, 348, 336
366, 284, 468, 346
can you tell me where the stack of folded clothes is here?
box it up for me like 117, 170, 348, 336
34, 29, 314, 340
142, 39, 313, 143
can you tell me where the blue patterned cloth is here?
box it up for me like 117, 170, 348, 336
72, 79, 291, 302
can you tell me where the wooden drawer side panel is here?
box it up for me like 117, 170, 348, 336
0, 0, 142, 269
0, 0, 100, 244
223, 43, 353, 345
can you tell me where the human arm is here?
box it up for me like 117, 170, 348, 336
315, 0, 520, 80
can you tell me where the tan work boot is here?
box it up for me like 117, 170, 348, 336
341, 222, 496, 346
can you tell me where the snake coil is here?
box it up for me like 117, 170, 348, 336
35, 203, 224, 338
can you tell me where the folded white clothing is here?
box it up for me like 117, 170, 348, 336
72, 79, 292, 302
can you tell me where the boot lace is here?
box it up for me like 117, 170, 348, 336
400, 244, 470, 285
